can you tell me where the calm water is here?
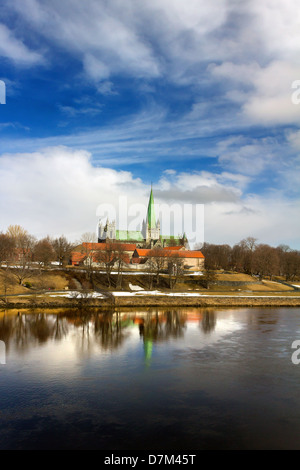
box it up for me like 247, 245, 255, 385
1, 307, 300, 450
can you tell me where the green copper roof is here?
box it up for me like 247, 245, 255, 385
147, 188, 156, 229
116, 230, 144, 241
160, 235, 181, 241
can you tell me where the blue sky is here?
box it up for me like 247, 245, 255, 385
0, 0, 300, 248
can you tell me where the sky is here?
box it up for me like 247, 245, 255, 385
0, 0, 300, 248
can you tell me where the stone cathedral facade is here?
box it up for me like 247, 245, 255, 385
98, 187, 188, 249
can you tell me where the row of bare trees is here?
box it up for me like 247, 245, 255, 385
80, 241, 129, 289
0, 226, 185, 291
2, 225, 298, 291
199, 237, 300, 281
80, 242, 185, 289
0, 225, 74, 287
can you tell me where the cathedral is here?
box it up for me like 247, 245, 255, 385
98, 187, 188, 249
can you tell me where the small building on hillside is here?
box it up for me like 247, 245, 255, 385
132, 246, 205, 272
71, 242, 204, 271
71, 242, 136, 267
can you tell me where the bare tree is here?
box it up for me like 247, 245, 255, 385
237, 237, 258, 274
231, 243, 246, 272
148, 247, 166, 286
166, 252, 184, 289
80, 242, 96, 283
33, 237, 56, 267
94, 243, 117, 288
0, 269, 15, 303
79, 232, 97, 244
283, 250, 300, 281
6, 225, 29, 245
113, 243, 128, 289
253, 244, 280, 280
202, 269, 217, 289
0, 233, 15, 265
240, 237, 258, 252
146, 256, 155, 290
201, 242, 231, 271
6, 227, 36, 285
52, 235, 74, 266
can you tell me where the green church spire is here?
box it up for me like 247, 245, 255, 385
147, 187, 156, 229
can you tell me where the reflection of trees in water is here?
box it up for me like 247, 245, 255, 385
94, 310, 132, 351
246, 308, 279, 333
64, 309, 96, 357
200, 311, 217, 334
29, 313, 55, 344
0, 309, 130, 356
139, 309, 187, 343
53, 315, 69, 341
0, 311, 69, 353
0, 313, 14, 353
14, 314, 30, 351
0, 308, 216, 356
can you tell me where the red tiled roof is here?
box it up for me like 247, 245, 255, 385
133, 249, 152, 257
71, 252, 87, 264
134, 248, 205, 259
162, 250, 204, 259
71, 249, 131, 265
176, 251, 204, 259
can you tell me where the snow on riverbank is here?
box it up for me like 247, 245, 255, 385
30, 289, 300, 299
129, 283, 144, 291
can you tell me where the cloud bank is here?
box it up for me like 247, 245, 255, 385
0, 146, 299, 248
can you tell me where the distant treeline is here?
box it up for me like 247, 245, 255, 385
1, 226, 299, 282
199, 237, 300, 281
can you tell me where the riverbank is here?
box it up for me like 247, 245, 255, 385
1, 268, 300, 310
2, 293, 300, 310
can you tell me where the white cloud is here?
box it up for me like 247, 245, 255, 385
0, 146, 299, 248
204, 195, 300, 249
3, 0, 299, 87
0, 23, 44, 66
0, 146, 145, 240
3, 0, 300, 128
10, 0, 160, 80
211, 60, 300, 125
250, 0, 300, 60
83, 54, 110, 81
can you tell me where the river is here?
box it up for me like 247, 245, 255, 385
0, 307, 300, 450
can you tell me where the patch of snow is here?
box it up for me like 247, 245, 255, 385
129, 283, 144, 291
113, 290, 162, 296
48, 291, 104, 299
186, 272, 203, 276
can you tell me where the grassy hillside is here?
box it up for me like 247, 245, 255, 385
0, 267, 298, 301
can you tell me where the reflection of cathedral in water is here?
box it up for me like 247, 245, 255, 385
134, 310, 187, 364
0, 309, 218, 360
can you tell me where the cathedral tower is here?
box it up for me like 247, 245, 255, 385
146, 187, 160, 243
